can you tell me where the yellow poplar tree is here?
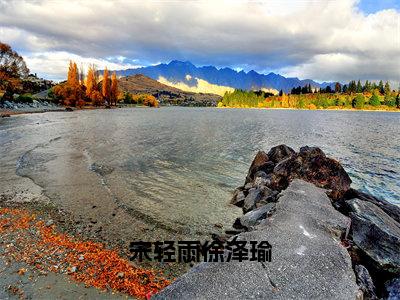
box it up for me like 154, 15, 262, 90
110, 71, 118, 106
86, 64, 97, 98
102, 68, 110, 103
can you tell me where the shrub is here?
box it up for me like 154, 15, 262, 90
384, 95, 396, 107
352, 94, 365, 109
16, 93, 33, 103
123, 92, 133, 104
369, 94, 380, 106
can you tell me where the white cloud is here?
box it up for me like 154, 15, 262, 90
23, 51, 141, 81
0, 0, 399, 82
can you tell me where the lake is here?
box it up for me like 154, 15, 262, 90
0, 107, 399, 242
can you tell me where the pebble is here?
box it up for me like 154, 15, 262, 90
117, 272, 124, 278
78, 255, 84, 261
45, 220, 54, 227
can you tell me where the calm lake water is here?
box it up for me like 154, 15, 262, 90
0, 107, 399, 239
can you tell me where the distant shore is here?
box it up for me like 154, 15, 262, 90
216, 106, 400, 113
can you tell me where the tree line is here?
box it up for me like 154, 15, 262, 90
51, 61, 118, 107
290, 80, 394, 95
219, 88, 400, 110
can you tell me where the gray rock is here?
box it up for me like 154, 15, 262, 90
253, 176, 268, 187
344, 188, 400, 224
254, 171, 268, 178
245, 152, 276, 184
154, 180, 358, 300
45, 219, 54, 227
243, 188, 263, 213
231, 190, 246, 207
90, 163, 114, 176
240, 203, 275, 228
244, 182, 253, 190
267, 144, 296, 163
347, 199, 400, 274
385, 277, 400, 300
354, 265, 377, 299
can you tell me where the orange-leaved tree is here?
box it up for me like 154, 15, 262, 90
102, 68, 110, 104
0, 42, 29, 101
110, 71, 118, 106
53, 60, 85, 107
85, 64, 103, 106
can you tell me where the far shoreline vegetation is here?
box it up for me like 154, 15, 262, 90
218, 82, 400, 111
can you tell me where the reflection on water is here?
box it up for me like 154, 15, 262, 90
1, 107, 399, 239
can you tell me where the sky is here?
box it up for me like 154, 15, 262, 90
0, 0, 399, 84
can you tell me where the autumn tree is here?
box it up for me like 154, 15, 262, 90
110, 71, 118, 106
67, 61, 79, 87
102, 68, 110, 104
0, 42, 29, 101
85, 64, 103, 105
53, 60, 85, 107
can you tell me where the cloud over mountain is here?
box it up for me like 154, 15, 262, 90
0, 0, 398, 83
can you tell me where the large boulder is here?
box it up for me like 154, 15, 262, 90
347, 199, 400, 274
267, 144, 296, 163
242, 145, 352, 201
385, 277, 400, 300
271, 146, 352, 199
344, 188, 400, 224
239, 203, 275, 229
354, 264, 378, 299
245, 151, 274, 184
243, 187, 263, 213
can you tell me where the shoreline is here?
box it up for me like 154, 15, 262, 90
2, 102, 399, 118
216, 106, 400, 113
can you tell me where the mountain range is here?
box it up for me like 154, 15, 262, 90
113, 60, 334, 93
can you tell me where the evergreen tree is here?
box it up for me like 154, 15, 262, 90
378, 80, 384, 94
384, 81, 391, 95
396, 94, 400, 108
335, 82, 341, 93
356, 80, 362, 93
348, 80, 356, 93
342, 84, 348, 93
363, 80, 371, 93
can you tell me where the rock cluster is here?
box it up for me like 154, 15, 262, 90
231, 144, 352, 230
230, 145, 400, 299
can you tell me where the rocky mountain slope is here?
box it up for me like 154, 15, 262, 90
118, 74, 220, 106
